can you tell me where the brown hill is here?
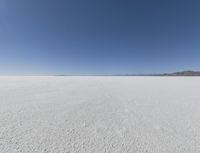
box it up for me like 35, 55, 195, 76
164, 71, 200, 76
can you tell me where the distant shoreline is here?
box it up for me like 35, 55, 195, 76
1, 70, 200, 76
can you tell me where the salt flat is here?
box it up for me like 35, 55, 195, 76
0, 76, 200, 153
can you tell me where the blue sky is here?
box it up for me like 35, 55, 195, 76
0, 0, 200, 75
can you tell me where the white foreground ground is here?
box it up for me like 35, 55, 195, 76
0, 76, 200, 153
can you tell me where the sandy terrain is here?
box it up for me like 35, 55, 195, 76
0, 76, 200, 153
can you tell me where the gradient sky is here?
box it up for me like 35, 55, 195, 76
1, 0, 200, 75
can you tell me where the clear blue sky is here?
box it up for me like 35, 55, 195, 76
1, 0, 200, 75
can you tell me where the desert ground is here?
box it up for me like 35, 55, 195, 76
0, 76, 200, 153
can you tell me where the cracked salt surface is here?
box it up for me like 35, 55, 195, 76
0, 76, 200, 153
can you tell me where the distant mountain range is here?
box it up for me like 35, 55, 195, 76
161, 71, 200, 76
113, 71, 200, 76
57, 71, 200, 76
